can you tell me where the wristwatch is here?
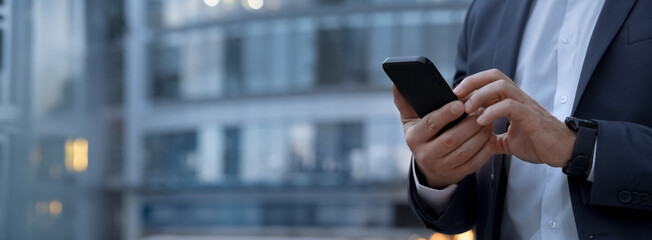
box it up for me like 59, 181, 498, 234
562, 117, 598, 179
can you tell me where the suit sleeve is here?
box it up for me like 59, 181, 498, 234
406, 0, 479, 234
408, 163, 477, 234
580, 120, 652, 211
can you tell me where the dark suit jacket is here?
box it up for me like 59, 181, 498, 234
408, 0, 652, 239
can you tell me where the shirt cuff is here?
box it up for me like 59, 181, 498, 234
587, 138, 598, 182
412, 156, 458, 216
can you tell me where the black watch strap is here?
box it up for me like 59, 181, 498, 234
562, 117, 598, 179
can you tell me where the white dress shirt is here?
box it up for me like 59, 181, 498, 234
413, 0, 605, 239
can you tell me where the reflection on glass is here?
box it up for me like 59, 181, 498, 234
32, 0, 84, 117
180, 30, 225, 99
289, 123, 315, 173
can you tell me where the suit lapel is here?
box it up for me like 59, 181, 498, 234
573, 0, 638, 113
492, 0, 534, 79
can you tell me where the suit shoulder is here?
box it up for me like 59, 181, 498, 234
463, 0, 509, 34
467, 0, 509, 19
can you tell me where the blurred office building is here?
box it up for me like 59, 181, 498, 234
0, 0, 472, 239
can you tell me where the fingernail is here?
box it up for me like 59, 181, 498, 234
477, 116, 485, 125
453, 86, 461, 95
465, 101, 472, 112
450, 101, 463, 115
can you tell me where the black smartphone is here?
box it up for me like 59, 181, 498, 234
382, 56, 466, 134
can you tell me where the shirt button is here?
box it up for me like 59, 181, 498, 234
560, 96, 568, 104
563, 36, 572, 43
547, 219, 557, 229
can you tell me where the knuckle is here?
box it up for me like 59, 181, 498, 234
494, 80, 512, 92
441, 135, 458, 148
496, 79, 509, 87
454, 149, 473, 162
426, 115, 440, 131
489, 68, 505, 77
505, 98, 518, 107
489, 68, 501, 76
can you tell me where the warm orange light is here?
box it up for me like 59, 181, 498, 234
49, 200, 62, 216
430, 232, 451, 240
454, 230, 475, 240
65, 138, 88, 172
72, 138, 88, 172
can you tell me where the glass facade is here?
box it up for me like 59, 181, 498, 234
141, 120, 407, 188
147, 6, 466, 101
1, 0, 473, 240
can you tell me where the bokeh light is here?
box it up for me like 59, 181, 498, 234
203, 0, 220, 7
245, 0, 264, 10
49, 200, 63, 216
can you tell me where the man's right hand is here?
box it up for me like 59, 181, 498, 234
393, 84, 496, 189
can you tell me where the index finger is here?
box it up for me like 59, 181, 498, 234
453, 68, 513, 98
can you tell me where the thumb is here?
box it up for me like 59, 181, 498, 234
392, 84, 419, 123
493, 133, 510, 155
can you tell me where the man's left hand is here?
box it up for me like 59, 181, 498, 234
453, 69, 576, 167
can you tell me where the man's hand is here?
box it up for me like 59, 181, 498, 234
393, 85, 496, 189
454, 69, 576, 167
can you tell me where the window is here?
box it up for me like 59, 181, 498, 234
223, 127, 240, 179
149, 42, 181, 99
314, 122, 363, 182
144, 131, 198, 185
224, 35, 244, 97
316, 17, 368, 87
142, 200, 265, 228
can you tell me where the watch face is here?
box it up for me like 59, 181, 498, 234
565, 117, 580, 131
565, 117, 598, 131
